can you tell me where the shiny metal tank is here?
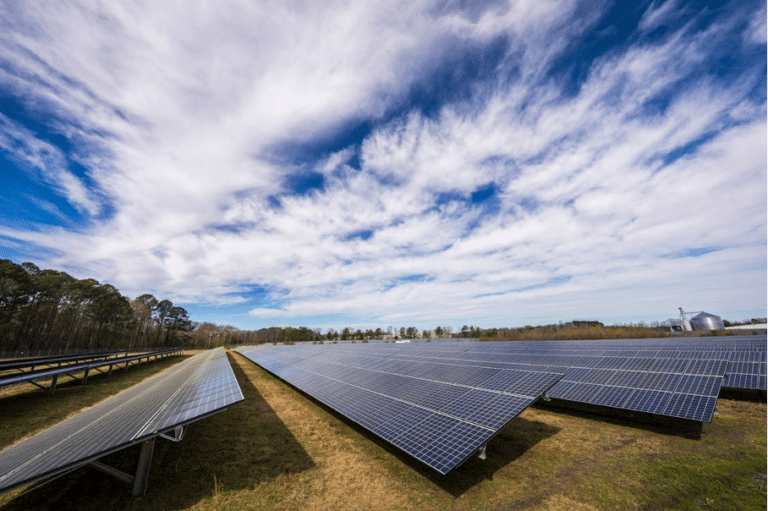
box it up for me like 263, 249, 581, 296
690, 312, 724, 331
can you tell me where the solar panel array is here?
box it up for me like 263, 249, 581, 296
0, 348, 184, 395
368, 336, 764, 422
0, 348, 243, 495
236, 335, 765, 469
0, 350, 128, 372
236, 346, 562, 474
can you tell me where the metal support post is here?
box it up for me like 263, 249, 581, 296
48, 374, 59, 396
132, 437, 156, 497
477, 443, 487, 460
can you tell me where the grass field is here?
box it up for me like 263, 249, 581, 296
0, 350, 765, 510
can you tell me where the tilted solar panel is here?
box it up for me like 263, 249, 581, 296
0, 348, 243, 496
235, 346, 561, 475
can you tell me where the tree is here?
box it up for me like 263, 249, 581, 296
131, 294, 159, 347
0, 260, 35, 346
84, 283, 133, 348
164, 306, 192, 345
434, 326, 443, 338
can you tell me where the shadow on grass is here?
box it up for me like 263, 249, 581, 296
0, 352, 314, 511
414, 416, 561, 497
718, 387, 767, 402
534, 400, 704, 439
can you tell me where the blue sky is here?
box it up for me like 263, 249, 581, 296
0, 0, 765, 331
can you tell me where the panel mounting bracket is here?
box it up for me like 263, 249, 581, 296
541, 391, 551, 402
158, 426, 186, 442
87, 437, 157, 497
477, 443, 487, 461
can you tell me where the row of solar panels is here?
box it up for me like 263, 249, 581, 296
237, 335, 765, 435
238, 348, 561, 474
1, 336, 764, 499
0, 348, 243, 497
315, 336, 766, 390
0, 348, 185, 395
0, 350, 130, 372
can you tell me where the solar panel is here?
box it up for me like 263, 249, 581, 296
623, 389, 673, 414
663, 394, 718, 422
0, 348, 243, 497
235, 346, 561, 475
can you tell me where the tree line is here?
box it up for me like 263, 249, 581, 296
0, 259, 192, 353
4, 258, 729, 354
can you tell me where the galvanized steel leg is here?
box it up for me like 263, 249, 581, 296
132, 438, 156, 497
48, 374, 59, 396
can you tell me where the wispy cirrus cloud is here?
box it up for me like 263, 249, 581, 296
0, 0, 764, 329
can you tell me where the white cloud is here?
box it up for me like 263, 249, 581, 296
0, 113, 101, 216
638, 0, 681, 33
1, 1, 764, 328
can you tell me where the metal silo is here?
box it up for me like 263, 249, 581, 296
690, 312, 724, 331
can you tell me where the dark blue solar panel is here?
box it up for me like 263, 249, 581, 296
587, 385, 635, 408
394, 412, 459, 455
663, 394, 718, 422
637, 372, 682, 392
605, 370, 647, 388
675, 375, 721, 397
545, 381, 577, 399
236, 347, 561, 475
685, 359, 727, 376
620, 358, 656, 371
623, 389, 672, 414
550, 382, 602, 403
649, 358, 690, 373
593, 357, 628, 369
727, 361, 760, 375
418, 421, 491, 474
724, 373, 758, 389
464, 394, 531, 429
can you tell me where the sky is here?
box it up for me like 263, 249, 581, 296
0, 0, 766, 332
